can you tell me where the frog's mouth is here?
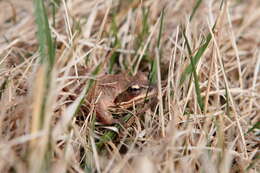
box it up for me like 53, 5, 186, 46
118, 91, 156, 107
113, 84, 157, 109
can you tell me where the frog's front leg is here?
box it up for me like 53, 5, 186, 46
95, 103, 119, 125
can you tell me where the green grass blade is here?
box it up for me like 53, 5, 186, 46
34, 0, 55, 68
189, 0, 202, 21
246, 122, 260, 134
30, 0, 57, 172
182, 28, 192, 55
150, 8, 164, 84
132, 7, 150, 73
183, 30, 204, 111
180, 32, 212, 85
136, 7, 150, 49
181, 11, 219, 86
34, 0, 57, 128
157, 8, 164, 48
108, 15, 121, 73
50, 1, 58, 28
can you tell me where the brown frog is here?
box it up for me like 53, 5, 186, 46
86, 72, 158, 125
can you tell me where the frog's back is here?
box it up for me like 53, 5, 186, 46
86, 73, 132, 103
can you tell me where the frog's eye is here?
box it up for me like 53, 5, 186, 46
127, 84, 141, 92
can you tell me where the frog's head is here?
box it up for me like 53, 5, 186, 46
114, 81, 157, 108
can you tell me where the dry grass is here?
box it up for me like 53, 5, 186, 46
0, 0, 259, 172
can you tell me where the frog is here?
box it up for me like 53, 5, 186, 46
86, 72, 158, 125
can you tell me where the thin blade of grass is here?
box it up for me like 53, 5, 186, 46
182, 30, 204, 111
0, 78, 8, 100
136, 7, 150, 49
182, 28, 192, 55
35, 0, 55, 68
224, 84, 231, 117
33, 0, 57, 130
246, 122, 260, 134
29, 66, 50, 173
180, 22, 216, 85
108, 15, 121, 74
189, 0, 202, 21
50, 0, 61, 28
29, 0, 57, 172
150, 8, 164, 84
132, 7, 150, 73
